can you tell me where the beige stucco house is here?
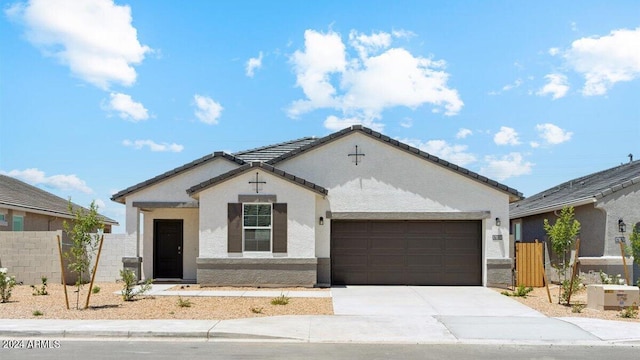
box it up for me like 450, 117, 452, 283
111, 125, 522, 287
0, 174, 117, 232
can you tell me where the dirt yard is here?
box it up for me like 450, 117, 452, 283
493, 284, 639, 322
1, 283, 333, 320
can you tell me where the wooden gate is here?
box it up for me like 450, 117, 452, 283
515, 242, 544, 287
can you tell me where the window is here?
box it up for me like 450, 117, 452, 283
13, 215, 24, 231
513, 220, 522, 242
243, 204, 272, 251
0, 213, 6, 227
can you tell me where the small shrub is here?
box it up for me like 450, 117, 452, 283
32, 310, 43, 316
599, 271, 625, 285
177, 297, 192, 308
0, 268, 17, 303
619, 305, 638, 319
571, 303, 586, 313
270, 294, 290, 305
560, 276, 583, 304
250, 306, 264, 314
501, 285, 533, 298
31, 276, 48, 296
92, 286, 101, 294
120, 269, 152, 301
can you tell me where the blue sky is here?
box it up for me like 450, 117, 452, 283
1, 0, 639, 232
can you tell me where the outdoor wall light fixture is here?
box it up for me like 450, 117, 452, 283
319, 216, 324, 225
495, 217, 501, 226
618, 219, 626, 233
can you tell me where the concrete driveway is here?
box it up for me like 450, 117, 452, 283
331, 286, 544, 317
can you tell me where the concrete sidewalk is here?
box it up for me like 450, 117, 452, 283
2, 285, 639, 345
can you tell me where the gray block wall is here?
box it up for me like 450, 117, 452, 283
0, 231, 136, 285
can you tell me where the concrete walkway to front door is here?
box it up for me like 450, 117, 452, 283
331, 286, 544, 317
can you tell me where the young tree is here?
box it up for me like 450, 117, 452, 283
543, 206, 581, 304
63, 200, 104, 309
630, 224, 640, 286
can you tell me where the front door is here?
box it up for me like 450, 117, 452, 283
154, 219, 183, 279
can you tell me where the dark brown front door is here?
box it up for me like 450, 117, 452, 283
331, 220, 482, 285
154, 219, 183, 279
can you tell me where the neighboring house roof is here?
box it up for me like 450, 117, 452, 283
0, 174, 118, 225
267, 125, 523, 201
510, 160, 640, 218
111, 152, 245, 203
233, 137, 318, 162
187, 162, 328, 196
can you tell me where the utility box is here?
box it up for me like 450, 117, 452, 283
587, 285, 639, 310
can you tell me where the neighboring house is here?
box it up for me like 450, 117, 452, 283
510, 160, 640, 283
0, 174, 117, 232
111, 125, 522, 287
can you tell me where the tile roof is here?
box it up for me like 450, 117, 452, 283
233, 137, 318, 162
187, 162, 328, 196
111, 152, 245, 203
0, 175, 118, 224
267, 125, 523, 201
510, 160, 640, 218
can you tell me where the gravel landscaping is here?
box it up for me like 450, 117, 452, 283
493, 285, 640, 322
1, 283, 333, 320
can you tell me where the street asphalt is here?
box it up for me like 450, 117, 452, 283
1, 285, 639, 345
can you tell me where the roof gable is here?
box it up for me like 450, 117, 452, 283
187, 162, 328, 197
510, 160, 640, 218
111, 152, 244, 203
0, 175, 117, 224
268, 125, 522, 201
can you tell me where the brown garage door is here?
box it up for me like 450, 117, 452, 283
331, 220, 482, 285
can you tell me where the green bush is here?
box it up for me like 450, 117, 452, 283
31, 276, 48, 296
120, 269, 152, 301
0, 268, 17, 303
177, 297, 192, 308
501, 285, 533, 298
270, 294, 290, 305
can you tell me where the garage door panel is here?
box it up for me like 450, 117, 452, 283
369, 254, 405, 266
331, 220, 481, 286
406, 238, 444, 250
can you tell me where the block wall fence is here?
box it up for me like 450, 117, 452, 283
0, 231, 136, 285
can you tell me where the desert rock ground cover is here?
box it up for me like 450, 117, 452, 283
1, 283, 333, 320
493, 284, 639, 322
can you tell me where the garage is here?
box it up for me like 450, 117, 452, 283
331, 220, 482, 285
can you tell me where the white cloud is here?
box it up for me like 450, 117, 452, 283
502, 79, 522, 91
400, 118, 413, 128
480, 153, 533, 181
6, 0, 151, 89
456, 128, 472, 139
323, 115, 384, 133
548, 47, 560, 56
288, 29, 463, 130
400, 138, 476, 166
2, 168, 92, 194
494, 126, 521, 146
535, 123, 573, 145
245, 51, 263, 77
564, 27, 640, 96
349, 30, 392, 59
122, 139, 183, 152
193, 94, 223, 125
105, 92, 149, 121
529, 141, 540, 148
537, 73, 569, 99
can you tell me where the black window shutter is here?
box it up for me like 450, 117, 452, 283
272, 203, 287, 253
227, 203, 243, 253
